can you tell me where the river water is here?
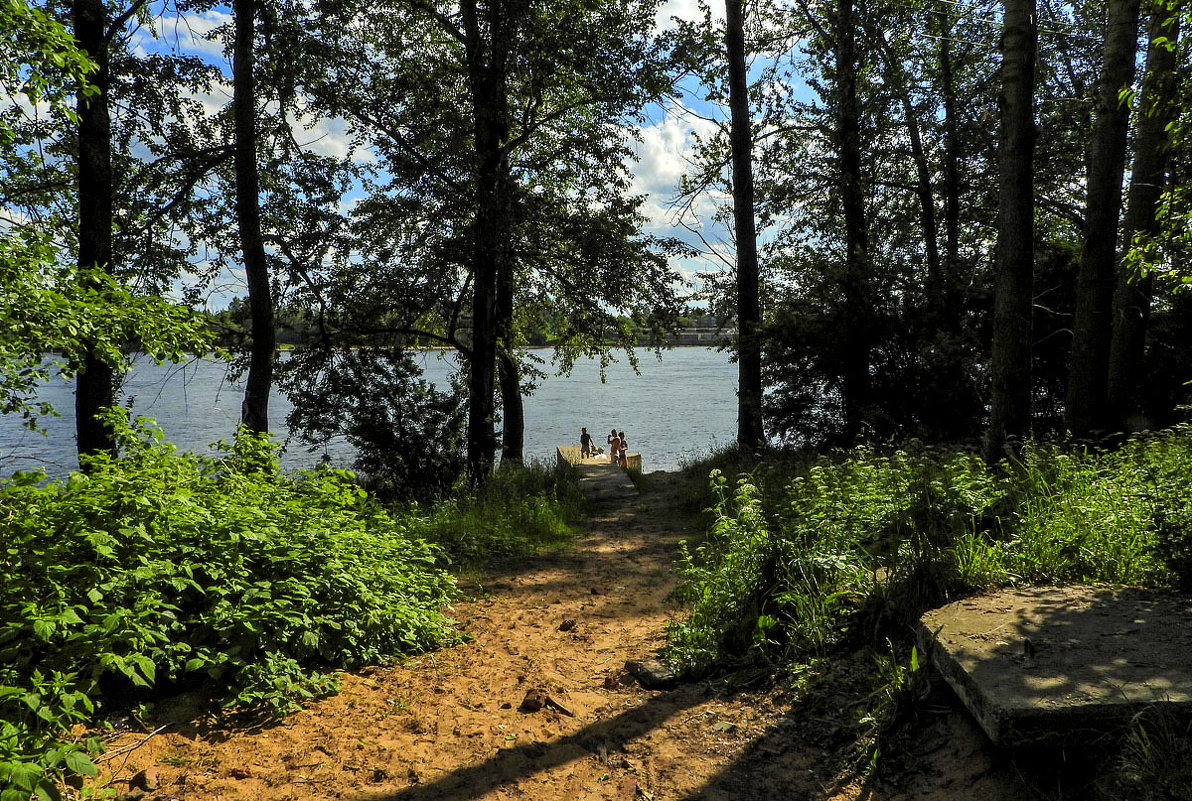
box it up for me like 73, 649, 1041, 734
0, 347, 739, 478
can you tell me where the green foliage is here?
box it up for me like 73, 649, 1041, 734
1, 233, 217, 427
0, 414, 457, 796
408, 462, 585, 567
668, 431, 1192, 679
283, 349, 467, 502
0, 0, 96, 146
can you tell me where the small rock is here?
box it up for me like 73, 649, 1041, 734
129, 768, 159, 791
114, 791, 147, 801
519, 688, 575, 716
590, 586, 606, 595
228, 767, 252, 780
558, 619, 577, 632
602, 674, 621, 690
711, 720, 737, 734
625, 658, 678, 690
519, 688, 546, 712
500, 702, 512, 709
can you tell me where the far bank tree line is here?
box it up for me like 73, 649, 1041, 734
3, 0, 1191, 492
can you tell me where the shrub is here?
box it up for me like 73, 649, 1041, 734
0, 414, 457, 797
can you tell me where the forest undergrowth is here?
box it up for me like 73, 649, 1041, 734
665, 426, 1192, 792
0, 414, 581, 800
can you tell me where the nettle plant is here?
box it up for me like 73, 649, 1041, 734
0, 412, 458, 797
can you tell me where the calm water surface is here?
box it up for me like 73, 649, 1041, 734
0, 348, 738, 477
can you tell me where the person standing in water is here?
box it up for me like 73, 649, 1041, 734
580, 427, 594, 458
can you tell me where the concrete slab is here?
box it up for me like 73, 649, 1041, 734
918, 585, 1192, 746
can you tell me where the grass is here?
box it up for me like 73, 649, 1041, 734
664, 429, 1192, 776
407, 460, 585, 567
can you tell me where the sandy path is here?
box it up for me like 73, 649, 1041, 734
93, 476, 813, 801
93, 474, 1026, 801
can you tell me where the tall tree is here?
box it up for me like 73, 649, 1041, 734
461, 0, 515, 482
1066, 0, 1142, 438
275, 0, 682, 487
1107, 0, 1183, 428
985, 0, 1037, 459
833, 0, 872, 440
71, 0, 117, 458
725, 0, 764, 451
234, 0, 275, 434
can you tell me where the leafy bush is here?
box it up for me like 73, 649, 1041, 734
282, 348, 467, 502
0, 415, 457, 797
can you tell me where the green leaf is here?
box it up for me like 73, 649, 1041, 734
9, 762, 43, 791
32, 619, 53, 641
64, 750, 98, 777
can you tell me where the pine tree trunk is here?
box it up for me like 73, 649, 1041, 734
1065, 0, 1142, 438
72, 0, 116, 461
725, 0, 764, 451
985, 0, 1037, 460
834, 0, 872, 440
234, 0, 275, 435
1107, 2, 1182, 428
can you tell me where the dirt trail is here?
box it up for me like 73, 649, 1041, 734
93, 473, 1021, 801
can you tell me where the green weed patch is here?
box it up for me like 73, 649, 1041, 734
668, 430, 1192, 678
0, 416, 457, 798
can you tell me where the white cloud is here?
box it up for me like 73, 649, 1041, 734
131, 11, 232, 66
654, 0, 722, 31
629, 105, 727, 232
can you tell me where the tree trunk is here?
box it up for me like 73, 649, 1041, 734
872, 27, 940, 289
1107, 1, 1182, 428
234, 0, 275, 435
1066, 0, 1142, 438
497, 351, 524, 465
496, 242, 523, 465
462, 0, 512, 484
834, 0, 872, 441
725, 0, 764, 452
73, 0, 117, 461
936, 10, 961, 282
984, 0, 1037, 461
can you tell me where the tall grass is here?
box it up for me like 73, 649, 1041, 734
667, 428, 1192, 677
404, 461, 585, 567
